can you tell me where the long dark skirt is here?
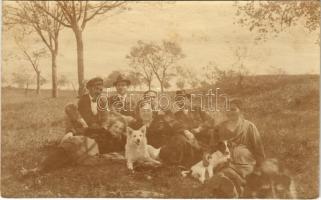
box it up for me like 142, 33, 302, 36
159, 134, 203, 168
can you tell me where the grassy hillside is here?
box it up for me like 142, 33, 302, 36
1, 75, 319, 198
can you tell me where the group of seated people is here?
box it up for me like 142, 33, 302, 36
22, 75, 266, 198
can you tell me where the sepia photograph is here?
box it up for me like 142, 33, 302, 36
1, 1, 320, 198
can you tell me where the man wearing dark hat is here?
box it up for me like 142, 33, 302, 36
108, 75, 136, 122
65, 77, 104, 134
174, 90, 212, 146
77, 77, 104, 127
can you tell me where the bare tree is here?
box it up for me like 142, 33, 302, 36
235, 1, 320, 42
130, 62, 154, 90
127, 71, 143, 90
4, 1, 63, 98
36, 1, 126, 96
14, 34, 48, 95
21, 49, 46, 95
127, 41, 155, 90
149, 40, 184, 92
127, 40, 183, 92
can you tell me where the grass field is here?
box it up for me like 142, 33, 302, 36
1, 75, 319, 198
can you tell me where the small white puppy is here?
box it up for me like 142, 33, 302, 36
182, 141, 231, 183
125, 126, 161, 171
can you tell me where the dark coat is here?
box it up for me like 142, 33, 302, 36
132, 111, 202, 167
159, 134, 203, 168
174, 107, 212, 148
131, 113, 186, 148
78, 94, 100, 127
83, 127, 126, 154
95, 131, 126, 154
174, 107, 211, 130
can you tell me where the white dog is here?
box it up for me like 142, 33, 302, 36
125, 126, 161, 171
182, 141, 231, 183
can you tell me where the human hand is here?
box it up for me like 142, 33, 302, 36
124, 116, 136, 123
192, 126, 202, 134
184, 130, 195, 140
78, 118, 88, 128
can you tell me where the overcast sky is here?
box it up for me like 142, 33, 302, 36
2, 1, 320, 89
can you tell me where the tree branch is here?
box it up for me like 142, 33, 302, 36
57, 1, 73, 24
37, 2, 72, 28
77, 1, 83, 22
84, 1, 125, 24
81, 1, 89, 29
33, 24, 52, 50
22, 50, 39, 73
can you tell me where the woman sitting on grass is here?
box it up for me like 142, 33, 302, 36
20, 106, 127, 177
204, 98, 265, 198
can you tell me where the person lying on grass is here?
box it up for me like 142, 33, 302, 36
20, 112, 127, 177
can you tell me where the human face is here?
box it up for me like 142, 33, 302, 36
226, 104, 241, 121
109, 121, 125, 137
88, 84, 103, 99
176, 96, 191, 110
116, 82, 128, 95
144, 91, 157, 105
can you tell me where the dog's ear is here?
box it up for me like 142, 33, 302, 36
217, 141, 227, 153
127, 127, 133, 135
139, 125, 147, 135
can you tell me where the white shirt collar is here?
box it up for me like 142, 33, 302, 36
89, 94, 97, 102
89, 94, 98, 115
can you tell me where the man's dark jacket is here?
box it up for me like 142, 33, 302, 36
78, 94, 100, 127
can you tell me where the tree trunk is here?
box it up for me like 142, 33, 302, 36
36, 71, 40, 95
71, 82, 78, 96
148, 81, 151, 90
155, 76, 164, 92
51, 52, 58, 98
160, 81, 164, 92
25, 82, 29, 95
74, 29, 85, 97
